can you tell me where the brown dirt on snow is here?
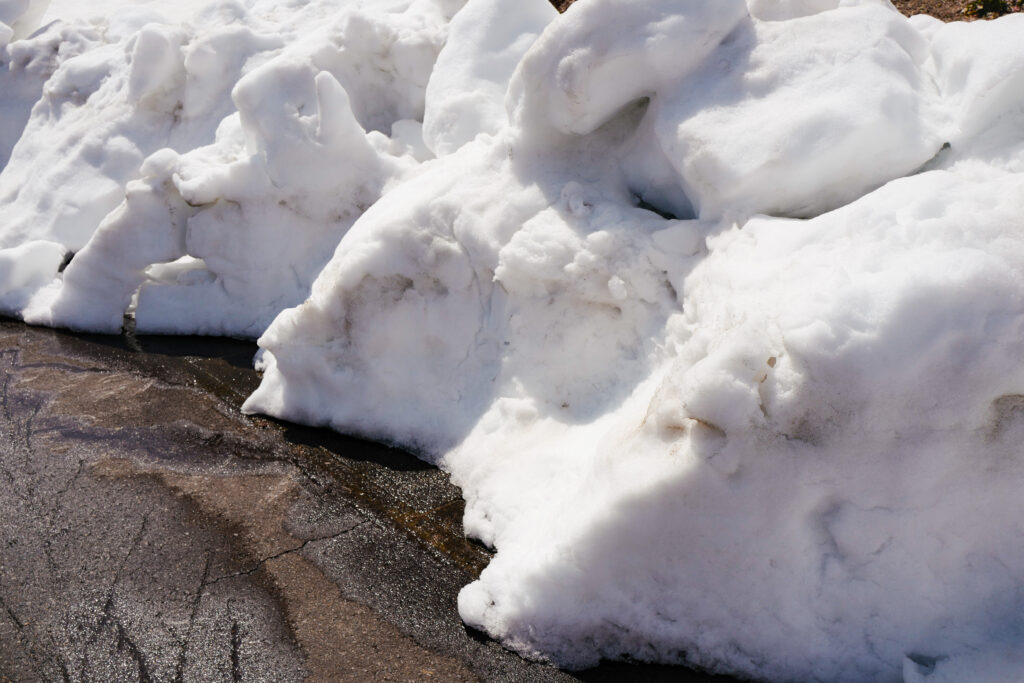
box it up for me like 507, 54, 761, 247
892, 0, 989, 19
550, 0, 990, 21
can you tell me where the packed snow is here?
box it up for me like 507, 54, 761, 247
4, 0, 1024, 680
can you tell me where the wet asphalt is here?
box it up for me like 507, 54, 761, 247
0, 318, 740, 682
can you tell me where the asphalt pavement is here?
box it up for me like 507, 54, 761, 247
0, 318, 739, 682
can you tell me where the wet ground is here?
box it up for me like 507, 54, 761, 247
0, 318, 741, 682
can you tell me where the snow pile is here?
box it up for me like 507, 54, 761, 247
0, 0, 459, 329
5, 0, 1024, 680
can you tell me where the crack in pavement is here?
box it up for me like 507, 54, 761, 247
0, 348, 19, 427
0, 351, 22, 491
230, 620, 242, 683
97, 595, 154, 683
0, 591, 49, 682
22, 399, 41, 458
0, 592, 24, 631
51, 458, 85, 517
209, 521, 369, 586
82, 515, 154, 682
82, 515, 150, 667
175, 551, 212, 682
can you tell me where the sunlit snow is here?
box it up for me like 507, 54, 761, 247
3, 0, 1024, 680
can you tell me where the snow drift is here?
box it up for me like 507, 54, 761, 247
4, 0, 1024, 680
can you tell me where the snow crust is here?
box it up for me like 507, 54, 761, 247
5, 0, 1024, 680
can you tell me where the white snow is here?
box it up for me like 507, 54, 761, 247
422, 0, 555, 156
2, 0, 459, 334
0, 0, 50, 40
4, 0, 1024, 680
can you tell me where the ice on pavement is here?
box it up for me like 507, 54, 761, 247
5, 0, 1024, 680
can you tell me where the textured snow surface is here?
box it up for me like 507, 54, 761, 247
5, 0, 1024, 680
1, 0, 460, 334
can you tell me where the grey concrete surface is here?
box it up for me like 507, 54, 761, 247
0, 318, 739, 682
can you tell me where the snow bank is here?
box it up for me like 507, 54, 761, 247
6, 0, 1024, 680
1, 0, 460, 334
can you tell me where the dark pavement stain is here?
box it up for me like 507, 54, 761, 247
0, 317, 742, 682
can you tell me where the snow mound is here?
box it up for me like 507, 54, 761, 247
5, 0, 1024, 680
1, 0, 459, 334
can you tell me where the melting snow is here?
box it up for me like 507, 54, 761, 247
4, 0, 1024, 679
